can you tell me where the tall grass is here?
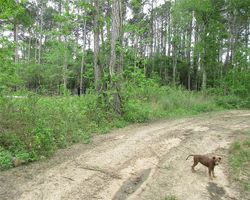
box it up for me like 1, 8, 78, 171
123, 85, 220, 122
0, 85, 220, 169
229, 137, 250, 196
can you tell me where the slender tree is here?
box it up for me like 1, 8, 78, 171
109, 0, 124, 115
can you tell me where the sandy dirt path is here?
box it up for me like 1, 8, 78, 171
0, 110, 250, 200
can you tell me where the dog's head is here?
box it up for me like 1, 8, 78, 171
212, 156, 222, 165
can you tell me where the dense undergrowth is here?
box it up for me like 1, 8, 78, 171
1, 69, 250, 170
0, 82, 223, 170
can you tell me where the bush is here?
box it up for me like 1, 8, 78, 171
0, 147, 12, 170
123, 99, 151, 122
216, 95, 244, 109
33, 123, 54, 157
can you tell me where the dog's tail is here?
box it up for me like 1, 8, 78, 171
186, 155, 194, 160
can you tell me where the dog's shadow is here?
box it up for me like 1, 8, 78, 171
206, 182, 226, 200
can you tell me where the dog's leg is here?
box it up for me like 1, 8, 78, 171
191, 158, 198, 172
212, 169, 216, 178
208, 168, 213, 180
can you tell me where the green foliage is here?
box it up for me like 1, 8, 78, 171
0, 93, 120, 169
33, 123, 54, 157
122, 72, 220, 123
0, 147, 12, 170
222, 70, 250, 98
216, 95, 243, 109
211, 70, 250, 109
230, 139, 250, 172
0, 0, 33, 26
123, 99, 151, 122
229, 136, 250, 195
0, 39, 19, 94
0, 133, 25, 153
0, 79, 221, 170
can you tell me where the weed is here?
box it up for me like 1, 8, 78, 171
0, 147, 12, 170
229, 136, 250, 197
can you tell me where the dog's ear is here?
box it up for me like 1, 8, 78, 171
212, 156, 216, 160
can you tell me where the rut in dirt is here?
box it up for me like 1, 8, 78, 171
0, 110, 250, 200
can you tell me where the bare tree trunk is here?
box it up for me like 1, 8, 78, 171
34, 36, 38, 62
106, 0, 111, 41
38, 2, 43, 64
245, 23, 249, 70
27, 28, 31, 62
150, 0, 154, 57
109, 0, 123, 115
63, 40, 68, 93
187, 13, 194, 90
172, 25, 177, 86
58, 0, 62, 42
172, 48, 177, 86
161, 18, 165, 55
167, 12, 171, 57
93, 0, 102, 94
14, 24, 19, 64
193, 19, 199, 90
80, 16, 87, 95
201, 26, 207, 91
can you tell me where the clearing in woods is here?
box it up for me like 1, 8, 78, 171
0, 110, 250, 200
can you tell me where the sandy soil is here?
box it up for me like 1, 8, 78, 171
0, 110, 250, 200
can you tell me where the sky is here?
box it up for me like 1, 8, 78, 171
144, 0, 168, 14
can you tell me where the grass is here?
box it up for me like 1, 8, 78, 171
229, 135, 250, 197
164, 195, 177, 200
123, 85, 222, 121
0, 85, 221, 170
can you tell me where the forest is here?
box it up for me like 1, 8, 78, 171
0, 0, 249, 169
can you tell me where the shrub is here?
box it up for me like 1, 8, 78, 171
216, 95, 244, 109
33, 123, 55, 157
123, 99, 151, 122
0, 147, 12, 170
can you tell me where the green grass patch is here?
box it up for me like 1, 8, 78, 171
164, 195, 177, 200
124, 85, 221, 121
229, 136, 250, 197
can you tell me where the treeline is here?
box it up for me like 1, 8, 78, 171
0, 0, 250, 108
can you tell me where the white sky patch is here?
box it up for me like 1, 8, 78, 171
143, 0, 169, 14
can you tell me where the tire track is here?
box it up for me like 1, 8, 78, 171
0, 110, 249, 200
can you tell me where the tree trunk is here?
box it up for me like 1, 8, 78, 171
14, 24, 19, 64
63, 39, 68, 93
80, 16, 87, 96
167, 12, 171, 57
187, 13, 194, 90
93, 0, 102, 94
150, 0, 154, 57
38, 2, 43, 65
109, 0, 123, 116
27, 28, 31, 62
172, 25, 177, 86
106, 0, 112, 42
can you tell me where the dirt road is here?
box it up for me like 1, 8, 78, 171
1, 110, 250, 200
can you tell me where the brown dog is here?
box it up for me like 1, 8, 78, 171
186, 154, 221, 179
